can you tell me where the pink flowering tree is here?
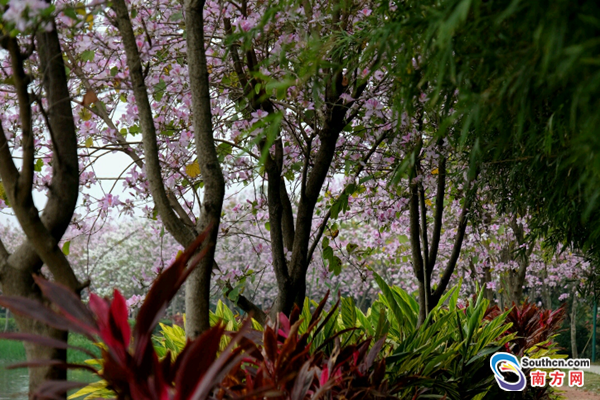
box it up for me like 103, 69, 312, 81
0, 0, 89, 392
39, 0, 399, 325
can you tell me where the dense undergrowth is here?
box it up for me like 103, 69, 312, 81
0, 233, 567, 400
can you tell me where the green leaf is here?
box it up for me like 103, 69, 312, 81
329, 256, 342, 275
372, 271, 405, 333
153, 79, 167, 101
110, 67, 119, 77
398, 234, 409, 244
216, 142, 232, 161
64, 7, 78, 20
62, 241, 71, 256
346, 243, 358, 253
169, 11, 183, 22
264, 222, 270, 231
323, 246, 333, 261
341, 297, 357, 329
322, 236, 329, 249
81, 50, 95, 62
34, 159, 43, 172
227, 287, 240, 302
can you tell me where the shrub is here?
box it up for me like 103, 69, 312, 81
0, 229, 406, 400
485, 301, 566, 400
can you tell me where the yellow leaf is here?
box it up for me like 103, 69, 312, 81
431, 168, 439, 175
85, 137, 93, 148
85, 14, 93, 23
80, 108, 92, 121
185, 161, 201, 178
425, 199, 433, 207
331, 229, 339, 238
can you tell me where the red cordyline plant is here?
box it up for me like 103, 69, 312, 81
0, 227, 403, 400
221, 297, 407, 400
485, 300, 566, 357
484, 302, 566, 400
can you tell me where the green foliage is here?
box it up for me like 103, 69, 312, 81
376, 0, 600, 256
0, 318, 99, 364
149, 280, 513, 400
0, 338, 25, 361
369, 273, 513, 400
0, 317, 18, 333
67, 334, 101, 364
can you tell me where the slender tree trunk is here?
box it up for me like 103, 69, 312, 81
184, 0, 225, 338
0, 21, 81, 398
571, 288, 579, 358
112, 0, 224, 338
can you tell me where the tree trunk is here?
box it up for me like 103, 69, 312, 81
506, 218, 533, 304
571, 288, 579, 358
1, 268, 69, 397
112, 0, 225, 338
184, 0, 226, 338
4, 308, 8, 332
0, 20, 81, 398
407, 149, 474, 326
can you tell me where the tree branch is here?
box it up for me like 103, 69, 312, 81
427, 155, 446, 273
431, 179, 476, 304
112, 0, 196, 247
306, 129, 389, 263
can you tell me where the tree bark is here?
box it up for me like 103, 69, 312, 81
506, 218, 534, 304
112, 0, 225, 338
571, 287, 579, 358
184, 0, 226, 338
407, 145, 475, 326
0, 22, 81, 398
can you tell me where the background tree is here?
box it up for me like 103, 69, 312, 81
0, 2, 84, 393
375, 0, 600, 260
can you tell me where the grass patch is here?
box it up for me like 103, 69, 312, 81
0, 338, 26, 361
68, 333, 100, 364
579, 371, 600, 395
0, 333, 100, 364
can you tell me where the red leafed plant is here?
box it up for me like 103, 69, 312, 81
0, 228, 252, 400
0, 226, 403, 400
486, 300, 566, 357
221, 299, 402, 400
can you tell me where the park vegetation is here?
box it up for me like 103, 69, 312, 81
0, 0, 599, 398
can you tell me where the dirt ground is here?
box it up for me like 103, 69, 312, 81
559, 386, 600, 400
